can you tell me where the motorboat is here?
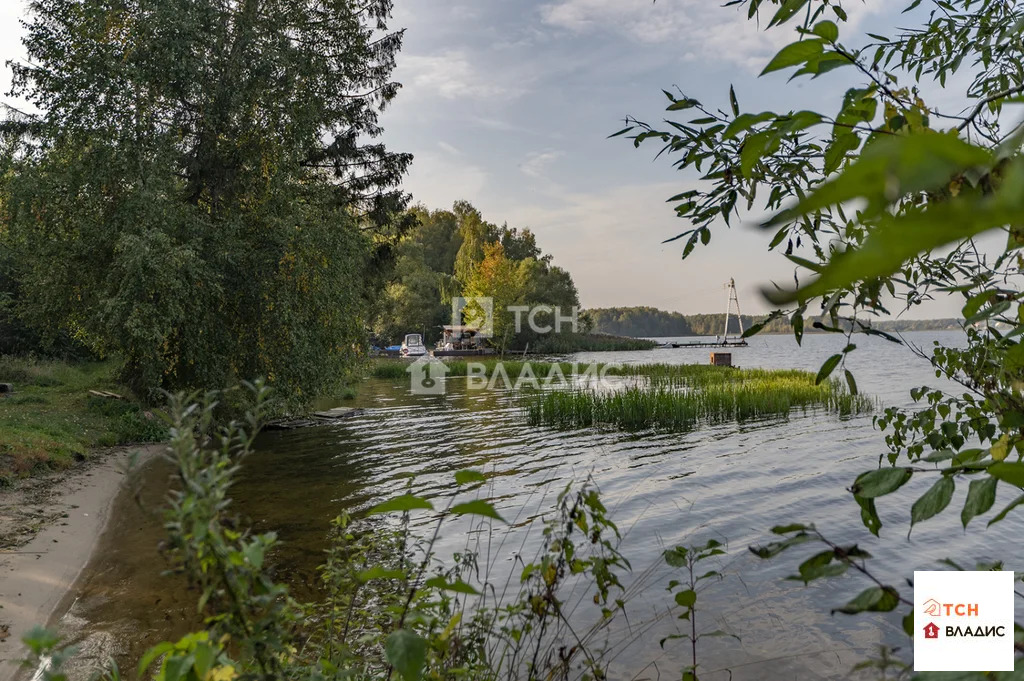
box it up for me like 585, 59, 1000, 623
400, 333, 428, 357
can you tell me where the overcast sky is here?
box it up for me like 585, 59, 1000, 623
0, 1, 980, 317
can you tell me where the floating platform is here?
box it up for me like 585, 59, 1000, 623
265, 406, 366, 430
657, 340, 748, 349
432, 349, 496, 357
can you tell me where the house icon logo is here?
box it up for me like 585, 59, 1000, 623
923, 598, 942, 616
924, 622, 940, 639
407, 356, 449, 395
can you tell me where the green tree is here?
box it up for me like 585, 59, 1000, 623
3, 0, 410, 400
622, 0, 1024, 666
464, 242, 527, 353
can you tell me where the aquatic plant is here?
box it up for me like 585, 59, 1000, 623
526, 365, 873, 432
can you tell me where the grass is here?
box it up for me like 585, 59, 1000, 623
525, 364, 874, 433
0, 356, 167, 486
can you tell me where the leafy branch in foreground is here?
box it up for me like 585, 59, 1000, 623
625, 0, 1024, 674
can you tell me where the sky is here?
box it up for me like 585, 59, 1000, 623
0, 0, 984, 317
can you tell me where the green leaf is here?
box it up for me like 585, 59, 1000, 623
729, 84, 739, 116
138, 642, 176, 678
366, 494, 433, 516
450, 499, 506, 523
740, 130, 773, 177
961, 476, 998, 528
357, 566, 406, 582
987, 462, 1024, 487
763, 136, 999, 304
424, 576, 480, 595
769, 0, 810, 27
793, 550, 845, 584
988, 493, 1024, 526
844, 369, 858, 395
723, 111, 776, 139
667, 98, 699, 111
454, 469, 486, 485
664, 546, 689, 568
771, 523, 812, 534
823, 132, 861, 175
832, 586, 900, 615
910, 476, 954, 527
811, 20, 838, 41
815, 354, 842, 384
856, 495, 882, 536
674, 589, 697, 608
749, 532, 812, 559
902, 610, 914, 637
761, 39, 824, 76
385, 629, 427, 681
852, 467, 912, 498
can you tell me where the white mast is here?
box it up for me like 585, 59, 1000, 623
723, 279, 744, 340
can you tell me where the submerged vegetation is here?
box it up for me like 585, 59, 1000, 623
528, 365, 873, 433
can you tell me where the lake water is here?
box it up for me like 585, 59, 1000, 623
55, 330, 1024, 679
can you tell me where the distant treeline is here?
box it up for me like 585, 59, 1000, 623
585, 306, 962, 337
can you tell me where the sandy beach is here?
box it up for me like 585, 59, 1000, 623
0, 445, 163, 681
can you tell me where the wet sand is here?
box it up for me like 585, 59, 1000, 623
0, 446, 163, 681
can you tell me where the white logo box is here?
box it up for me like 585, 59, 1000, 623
914, 570, 1015, 672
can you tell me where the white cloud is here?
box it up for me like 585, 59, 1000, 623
520, 150, 563, 179
436, 141, 461, 155
397, 50, 523, 100
497, 181, 793, 313
539, 0, 885, 71
405, 148, 489, 210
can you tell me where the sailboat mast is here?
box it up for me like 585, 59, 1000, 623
731, 279, 744, 336
723, 282, 731, 339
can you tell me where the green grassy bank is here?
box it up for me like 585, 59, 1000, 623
0, 357, 166, 486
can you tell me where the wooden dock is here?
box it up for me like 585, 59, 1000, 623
657, 340, 748, 349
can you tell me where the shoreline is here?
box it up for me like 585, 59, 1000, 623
0, 444, 163, 681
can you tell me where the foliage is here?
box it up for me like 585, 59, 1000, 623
2, 0, 410, 401
660, 540, 734, 681
464, 242, 529, 353
622, 0, 1024, 672
372, 201, 581, 351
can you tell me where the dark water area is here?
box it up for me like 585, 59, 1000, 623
57, 330, 1024, 679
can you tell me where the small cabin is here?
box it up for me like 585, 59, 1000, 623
709, 352, 732, 367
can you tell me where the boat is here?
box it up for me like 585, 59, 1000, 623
433, 325, 495, 357
400, 333, 428, 357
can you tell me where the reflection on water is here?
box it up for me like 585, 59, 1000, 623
59, 331, 1024, 679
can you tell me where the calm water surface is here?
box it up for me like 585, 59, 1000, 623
58, 331, 1024, 679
